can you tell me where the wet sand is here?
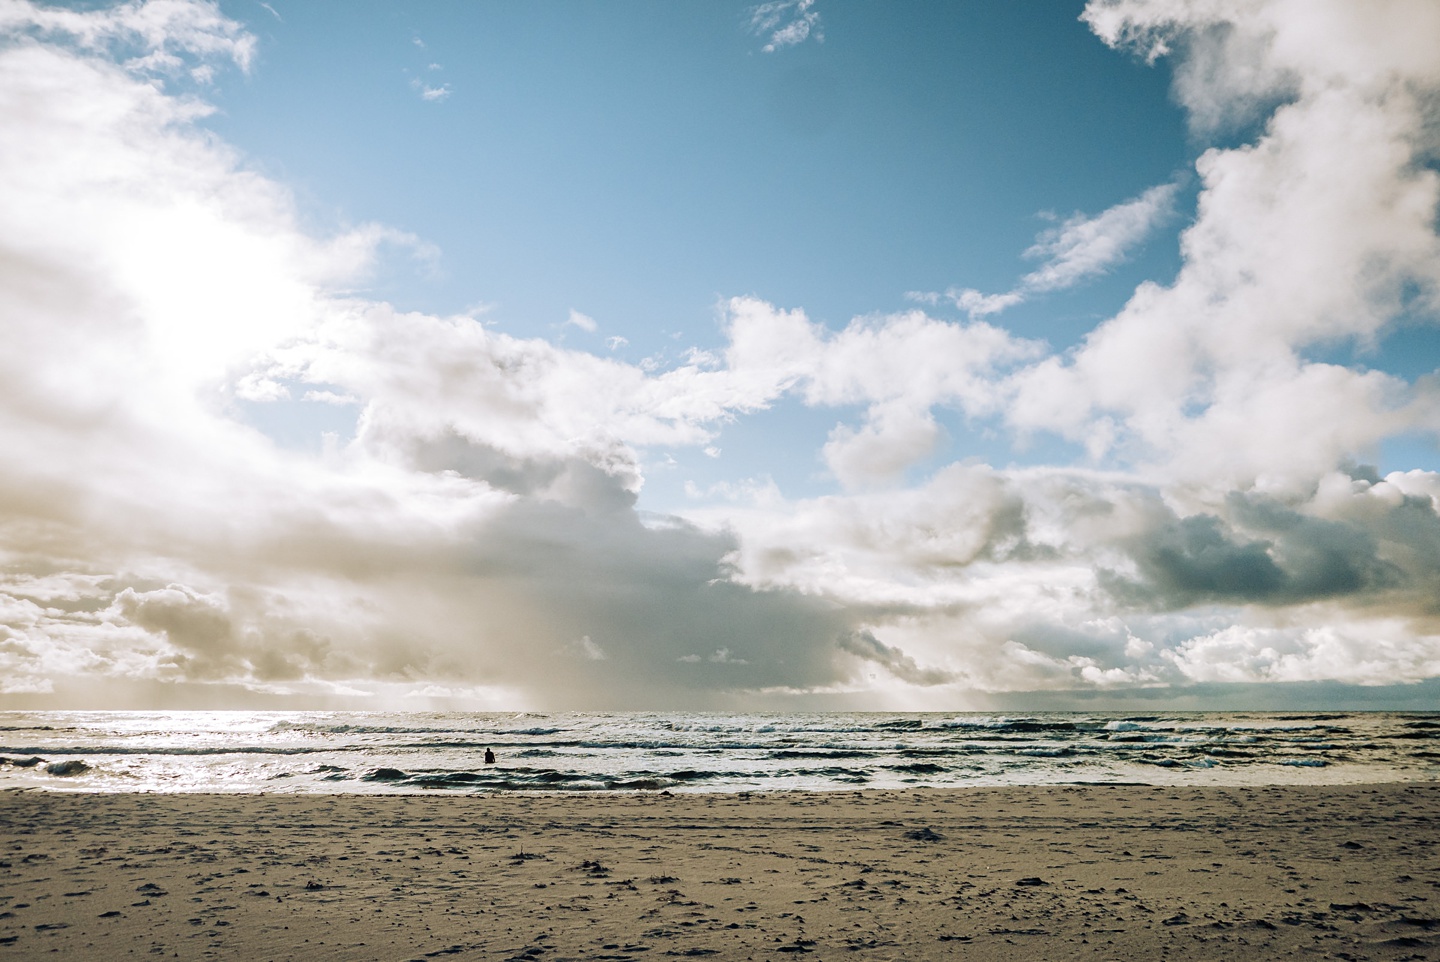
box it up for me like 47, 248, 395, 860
2, 784, 1437, 961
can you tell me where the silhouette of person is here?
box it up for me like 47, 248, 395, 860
484, 748, 496, 765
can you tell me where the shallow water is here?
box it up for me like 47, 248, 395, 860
1, 710, 1436, 793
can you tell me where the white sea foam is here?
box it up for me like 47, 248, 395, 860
0, 710, 1433, 794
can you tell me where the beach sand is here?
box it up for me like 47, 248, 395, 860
2, 784, 1437, 961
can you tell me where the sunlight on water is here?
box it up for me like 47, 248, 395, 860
1, 711, 1436, 794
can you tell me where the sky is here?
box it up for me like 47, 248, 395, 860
1, 0, 1439, 712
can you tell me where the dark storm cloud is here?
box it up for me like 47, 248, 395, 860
1104, 485, 1435, 611
837, 630, 955, 686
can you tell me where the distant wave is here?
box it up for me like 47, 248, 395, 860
768, 749, 871, 760
268, 722, 566, 737
1, 745, 323, 756
937, 716, 1082, 732
891, 762, 945, 774
358, 766, 727, 792
3, 710, 1436, 794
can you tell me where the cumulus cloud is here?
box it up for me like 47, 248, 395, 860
3, 0, 1440, 710
720, 298, 1043, 487
706, 463, 1440, 696
0, 0, 876, 708
1009, 0, 1440, 488
1167, 621, 1440, 688
0, 0, 1049, 709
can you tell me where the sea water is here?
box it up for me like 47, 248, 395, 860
1, 710, 1437, 794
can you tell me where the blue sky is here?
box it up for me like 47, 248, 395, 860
213, 0, 1185, 330
2, 0, 1439, 710
214, 0, 1195, 504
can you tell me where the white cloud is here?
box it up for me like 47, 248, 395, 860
937, 181, 1179, 319
570, 635, 607, 661
1168, 621, 1440, 687
747, 0, 822, 53
946, 287, 1024, 319
566, 309, 598, 333
0, 1, 870, 708
719, 298, 1041, 416
1020, 182, 1179, 292
697, 460, 1440, 694
822, 402, 940, 489
3, 0, 1440, 709
302, 389, 359, 405
1006, 0, 1440, 491
719, 298, 1042, 488
410, 78, 450, 102
1083, 0, 1440, 135
0, 0, 255, 79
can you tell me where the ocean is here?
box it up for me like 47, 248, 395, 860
2, 710, 1437, 794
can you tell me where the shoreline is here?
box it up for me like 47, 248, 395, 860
3, 784, 1438, 960
6, 772, 1440, 797
5, 709, 1436, 795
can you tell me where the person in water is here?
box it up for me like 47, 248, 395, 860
484, 748, 496, 765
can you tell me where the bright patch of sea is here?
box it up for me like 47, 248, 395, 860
1, 711, 1436, 794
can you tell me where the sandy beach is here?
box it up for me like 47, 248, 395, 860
2, 784, 1437, 961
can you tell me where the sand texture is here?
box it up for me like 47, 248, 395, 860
2, 784, 1438, 961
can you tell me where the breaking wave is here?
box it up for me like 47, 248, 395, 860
0, 709, 1434, 794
